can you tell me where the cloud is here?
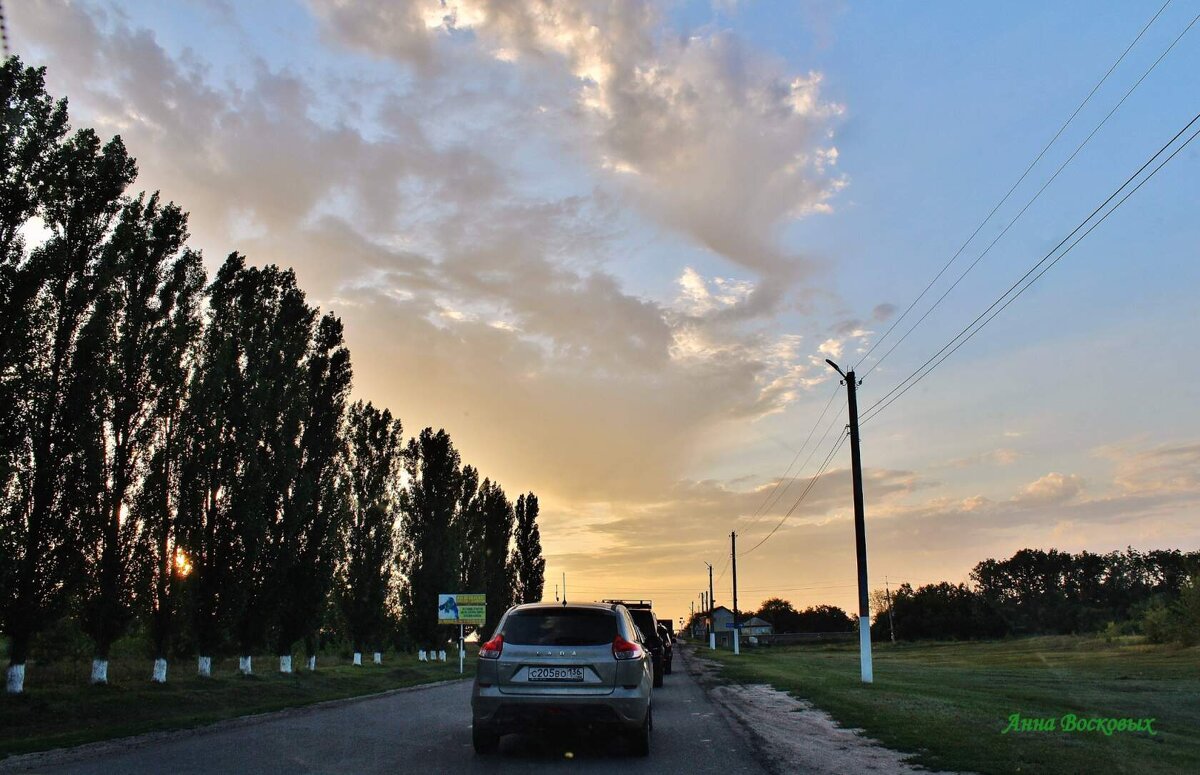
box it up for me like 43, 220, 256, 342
311, 0, 847, 316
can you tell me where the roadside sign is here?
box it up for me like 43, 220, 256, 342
438, 593, 486, 624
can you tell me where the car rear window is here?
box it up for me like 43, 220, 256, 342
501, 608, 618, 646
629, 610, 660, 640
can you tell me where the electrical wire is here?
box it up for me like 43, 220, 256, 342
854, 0, 1181, 374
740, 428, 850, 556
859, 7, 1199, 381
738, 386, 843, 535
860, 110, 1200, 425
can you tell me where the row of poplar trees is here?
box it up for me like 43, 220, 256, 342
0, 59, 545, 693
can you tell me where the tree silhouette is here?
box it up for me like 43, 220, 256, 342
399, 428, 462, 649
511, 493, 545, 604
337, 401, 402, 658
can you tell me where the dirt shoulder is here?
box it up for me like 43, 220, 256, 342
680, 642, 963, 775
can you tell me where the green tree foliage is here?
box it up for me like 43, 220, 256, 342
0, 62, 137, 673
511, 493, 545, 604
479, 480, 515, 638
273, 314, 353, 660
755, 599, 855, 634
338, 401, 403, 654
399, 428, 463, 649
71, 194, 205, 666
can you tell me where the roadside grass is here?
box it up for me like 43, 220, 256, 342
701, 635, 1199, 775
0, 649, 475, 758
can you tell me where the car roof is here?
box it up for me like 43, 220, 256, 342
509, 602, 620, 613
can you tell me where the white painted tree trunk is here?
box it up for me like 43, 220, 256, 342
307, 655, 316, 671
373, 652, 382, 664
418, 650, 426, 661
152, 658, 168, 683
352, 652, 362, 666
91, 659, 109, 684
6, 664, 24, 694
198, 656, 212, 677
279, 655, 292, 673
239, 655, 253, 675
438, 650, 446, 662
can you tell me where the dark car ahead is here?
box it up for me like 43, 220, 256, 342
604, 601, 667, 688
471, 602, 654, 756
657, 623, 673, 675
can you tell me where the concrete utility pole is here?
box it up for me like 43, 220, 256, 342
705, 562, 716, 650
826, 359, 873, 684
731, 531, 740, 656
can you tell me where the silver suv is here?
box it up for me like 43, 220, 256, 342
471, 602, 654, 756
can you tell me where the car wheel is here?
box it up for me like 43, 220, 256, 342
472, 723, 499, 754
630, 704, 651, 757
652, 660, 664, 688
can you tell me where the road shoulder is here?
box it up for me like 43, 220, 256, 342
681, 643, 963, 775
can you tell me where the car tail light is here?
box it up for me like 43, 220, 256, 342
612, 634, 642, 660
479, 634, 504, 660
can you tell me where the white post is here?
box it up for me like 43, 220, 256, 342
733, 628, 740, 656
91, 658, 109, 684
373, 652, 382, 665
197, 656, 212, 677
239, 655, 252, 675
859, 617, 874, 683
459, 624, 464, 675
7, 664, 25, 694
352, 652, 362, 666
279, 655, 292, 673
708, 632, 715, 650
152, 658, 168, 683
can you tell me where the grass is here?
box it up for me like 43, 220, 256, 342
0, 649, 475, 758
702, 635, 1199, 775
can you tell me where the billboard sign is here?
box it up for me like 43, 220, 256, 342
438, 593, 486, 625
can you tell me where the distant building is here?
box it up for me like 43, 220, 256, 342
701, 606, 773, 647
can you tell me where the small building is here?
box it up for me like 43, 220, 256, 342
700, 606, 773, 647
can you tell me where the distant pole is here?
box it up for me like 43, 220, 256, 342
885, 576, 896, 644
561, 572, 567, 605
705, 562, 716, 650
826, 359, 873, 683
731, 531, 740, 656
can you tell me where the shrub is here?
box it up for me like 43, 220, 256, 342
1140, 603, 1173, 644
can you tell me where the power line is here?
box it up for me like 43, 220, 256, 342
861, 109, 1200, 425
855, 0, 1180, 374
739, 387, 844, 535
739, 394, 848, 549
741, 428, 850, 556
860, 7, 1199, 381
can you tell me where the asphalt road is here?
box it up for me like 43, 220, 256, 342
17, 645, 767, 774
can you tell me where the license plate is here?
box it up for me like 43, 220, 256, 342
528, 666, 584, 682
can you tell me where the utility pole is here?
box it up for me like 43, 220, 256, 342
826, 359, 873, 684
885, 576, 896, 644
731, 531, 740, 656
705, 562, 716, 650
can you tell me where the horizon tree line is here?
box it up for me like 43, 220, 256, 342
0, 57, 545, 694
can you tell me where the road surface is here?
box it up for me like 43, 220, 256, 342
11, 645, 768, 774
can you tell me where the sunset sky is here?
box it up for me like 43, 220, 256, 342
12, 0, 1200, 624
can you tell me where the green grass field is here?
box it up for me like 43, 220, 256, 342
0, 650, 474, 758
703, 635, 1199, 775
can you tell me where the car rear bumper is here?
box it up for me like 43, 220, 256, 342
472, 686, 649, 733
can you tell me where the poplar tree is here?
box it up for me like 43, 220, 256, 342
71, 194, 204, 683
273, 314, 353, 671
398, 428, 462, 650
511, 493, 545, 604
338, 401, 403, 662
478, 479, 515, 639
1, 102, 136, 692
